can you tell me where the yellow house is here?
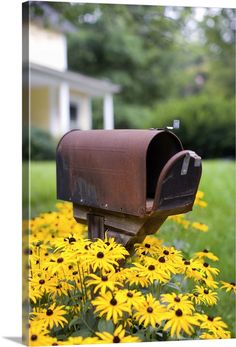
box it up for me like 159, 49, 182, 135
23, 3, 120, 137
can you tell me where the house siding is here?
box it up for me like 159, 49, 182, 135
31, 87, 50, 131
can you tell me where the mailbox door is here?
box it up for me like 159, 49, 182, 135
152, 150, 202, 212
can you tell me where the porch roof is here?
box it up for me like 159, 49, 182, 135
29, 63, 121, 97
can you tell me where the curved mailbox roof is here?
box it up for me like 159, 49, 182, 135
56, 129, 183, 216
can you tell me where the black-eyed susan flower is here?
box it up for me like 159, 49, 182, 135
197, 314, 231, 338
132, 260, 170, 284
193, 249, 219, 262
92, 291, 130, 324
193, 285, 218, 306
32, 303, 68, 329
82, 239, 127, 272
168, 214, 191, 229
86, 272, 122, 294
178, 258, 203, 280
192, 222, 209, 232
194, 190, 207, 208
220, 280, 236, 293
161, 293, 194, 314
134, 236, 163, 256
30, 272, 58, 295
28, 321, 58, 346
29, 287, 42, 304
96, 325, 141, 343
118, 289, 145, 310
125, 267, 151, 288
161, 308, 199, 338
144, 255, 177, 278
199, 261, 220, 281
133, 293, 166, 328
67, 336, 100, 344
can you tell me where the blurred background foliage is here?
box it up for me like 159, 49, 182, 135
29, 3, 235, 159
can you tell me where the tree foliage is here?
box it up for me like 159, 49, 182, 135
30, 2, 235, 157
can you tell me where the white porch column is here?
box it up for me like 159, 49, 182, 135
103, 93, 114, 129
59, 82, 70, 134
79, 95, 92, 130
49, 86, 58, 137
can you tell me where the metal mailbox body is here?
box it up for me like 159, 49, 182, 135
56, 129, 202, 249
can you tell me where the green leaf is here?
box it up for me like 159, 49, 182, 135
97, 319, 114, 333
68, 316, 80, 329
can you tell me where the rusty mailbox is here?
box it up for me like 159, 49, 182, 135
56, 128, 202, 251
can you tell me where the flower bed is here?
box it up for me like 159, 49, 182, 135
23, 191, 235, 345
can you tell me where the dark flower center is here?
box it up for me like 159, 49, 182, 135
31, 335, 37, 341
203, 249, 209, 253
68, 265, 73, 270
204, 289, 209, 294
69, 237, 76, 244
84, 245, 89, 250
174, 297, 181, 302
148, 265, 155, 271
158, 256, 165, 263
194, 293, 199, 297
39, 279, 45, 285
113, 336, 121, 343
101, 276, 108, 281
56, 284, 62, 289
208, 316, 214, 321
230, 282, 235, 286
184, 261, 190, 265
110, 298, 117, 306
147, 307, 153, 313
57, 257, 64, 263
163, 250, 169, 255
105, 242, 110, 246
73, 271, 78, 275
97, 252, 104, 259
46, 309, 53, 316
145, 243, 151, 248
127, 292, 133, 298
175, 309, 183, 317
203, 262, 209, 267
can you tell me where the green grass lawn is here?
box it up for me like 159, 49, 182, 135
24, 159, 235, 335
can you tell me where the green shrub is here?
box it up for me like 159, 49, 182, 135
23, 127, 56, 161
146, 95, 235, 159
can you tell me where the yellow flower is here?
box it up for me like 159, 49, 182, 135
134, 236, 163, 256
32, 303, 68, 329
193, 249, 219, 262
132, 260, 170, 284
199, 261, 220, 281
220, 280, 236, 293
161, 293, 194, 314
82, 239, 128, 272
92, 291, 130, 324
178, 258, 203, 281
161, 309, 199, 338
192, 222, 209, 232
86, 272, 122, 294
193, 286, 218, 306
197, 314, 231, 338
194, 190, 208, 208
96, 325, 141, 343
168, 214, 191, 229
133, 293, 166, 328
118, 289, 145, 310
30, 272, 58, 295
29, 322, 58, 346
125, 267, 151, 288
67, 336, 100, 345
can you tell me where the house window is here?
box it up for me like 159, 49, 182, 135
69, 102, 78, 129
